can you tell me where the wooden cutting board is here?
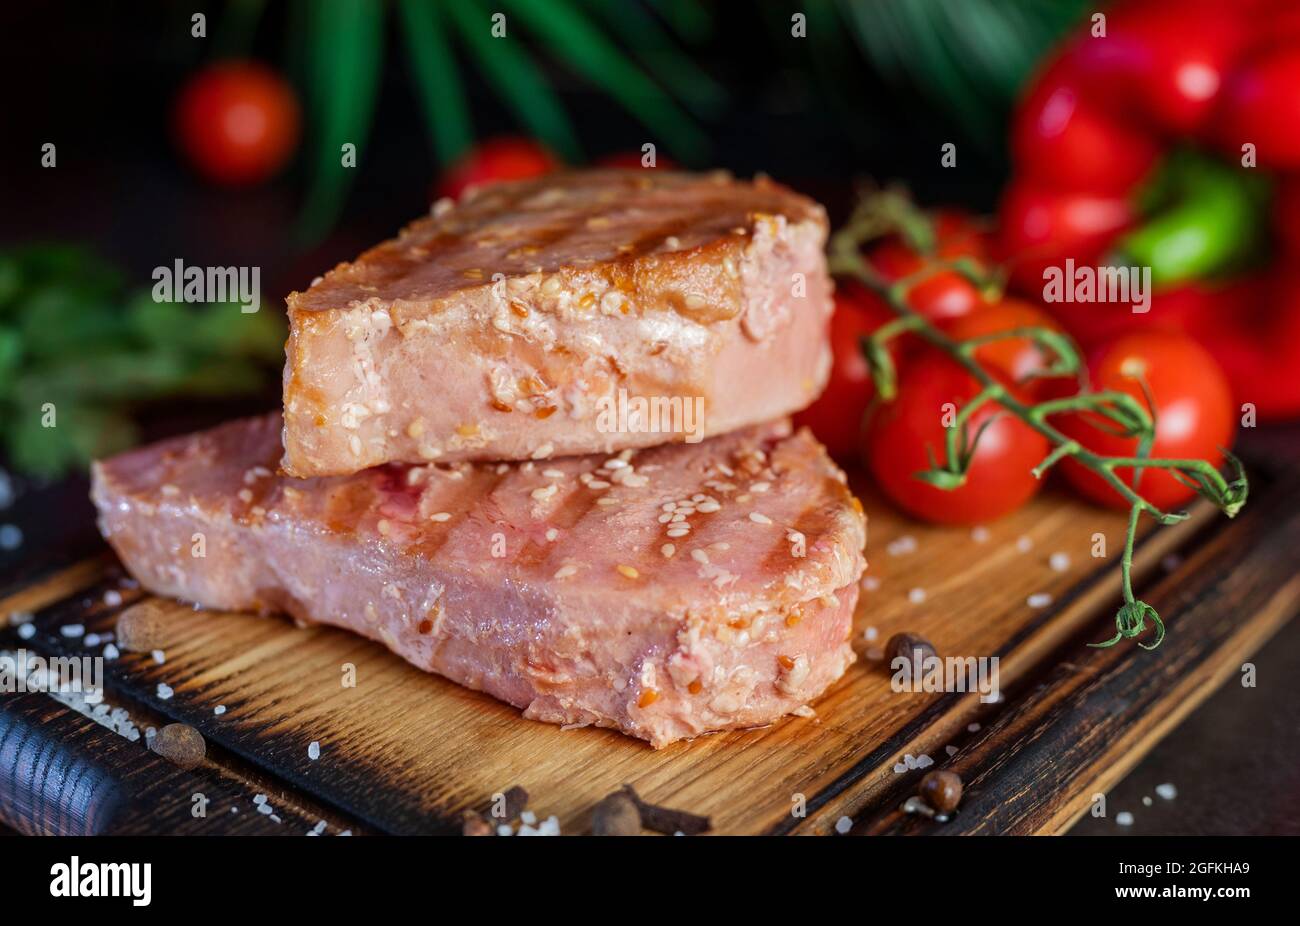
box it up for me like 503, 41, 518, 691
3, 449, 1298, 836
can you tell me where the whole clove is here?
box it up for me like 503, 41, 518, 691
591, 792, 641, 836
620, 785, 711, 835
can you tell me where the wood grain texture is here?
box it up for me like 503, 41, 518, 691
853, 473, 1300, 836
2, 476, 1230, 835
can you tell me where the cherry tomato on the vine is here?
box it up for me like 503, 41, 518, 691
862, 352, 1050, 525
869, 211, 989, 324
173, 62, 301, 187
1056, 331, 1236, 511
941, 298, 1069, 401
793, 284, 899, 461
437, 137, 557, 200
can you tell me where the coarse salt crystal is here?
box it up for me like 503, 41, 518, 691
1027, 593, 1053, 609
1049, 552, 1070, 572
156, 683, 174, 701
1116, 812, 1134, 826
308, 741, 321, 760
1016, 535, 1034, 553
834, 816, 852, 835
1155, 783, 1177, 801
60, 624, 85, 638
214, 705, 227, 716
908, 588, 926, 604
970, 526, 990, 543
103, 590, 123, 607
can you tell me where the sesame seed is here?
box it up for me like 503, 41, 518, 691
554, 565, 578, 579
542, 469, 565, 478
748, 512, 772, 525
617, 565, 640, 579
657, 513, 673, 524
750, 482, 771, 493
545, 528, 559, 542
596, 497, 619, 507
696, 501, 720, 513
531, 484, 559, 501
237, 488, 253, 503
587, 479, 611, 490
605, 459, 628, 470
661, 544, 675, 558
531, 443, 554, 460
666, 527, 690, 538
430, 511, 452, 522
691, 549, 710, 564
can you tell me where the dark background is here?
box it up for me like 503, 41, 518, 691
1, 1, 1296, 836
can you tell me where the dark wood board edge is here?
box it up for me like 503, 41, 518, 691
852, 470, 1300, 836
0, 691, 367, 836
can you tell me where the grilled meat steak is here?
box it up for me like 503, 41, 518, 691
93, 413, 866, 747
282, 169, 833, 476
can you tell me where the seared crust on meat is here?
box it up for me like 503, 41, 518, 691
282, 169, 833, 477
93, 414, 866, 747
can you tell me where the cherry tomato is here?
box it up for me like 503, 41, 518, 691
942, 299, 1068, 400
1011, 56, 1161, 195
1057, 331, 1235, 510
173, 62, 301, 187
593, 151, 678, 170
793, 285, 898, 461
869, 211, 989, 323
862, 353, 1050, 524
1215, 46, 1300, 168
998, 182, 1135, 294
437, 137, 557, 200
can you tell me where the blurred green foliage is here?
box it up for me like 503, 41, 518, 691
0, 247, 284, 477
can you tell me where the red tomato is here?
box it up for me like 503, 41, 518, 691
437, 137, 557, 200
862, 353, 1050, 524
1057, 331, 1235, 510
1069, 0, 1248, 136
1215, 47, 1300, 168
869, 211, 989, 323
942, 299, 1068, 400
793, 285, 898, 461
998, 182, 1136, 294
1011, 56, 1161, 194
593, 151, 678, 170
173, 62, 301, 186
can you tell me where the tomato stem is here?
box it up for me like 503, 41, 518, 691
831, 192, 1249, 649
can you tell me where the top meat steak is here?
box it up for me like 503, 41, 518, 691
282, 169, 833, 477
92, 414, 866, 748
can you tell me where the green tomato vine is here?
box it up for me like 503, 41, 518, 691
830, 190, 1249, 650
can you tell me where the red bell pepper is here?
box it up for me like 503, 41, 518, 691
998, 0, 1300, 420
